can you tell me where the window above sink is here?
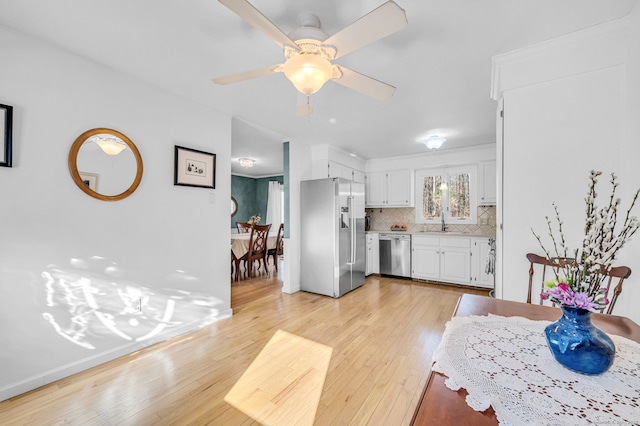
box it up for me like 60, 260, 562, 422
415, 164, 478, 225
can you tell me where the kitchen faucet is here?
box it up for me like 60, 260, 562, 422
441, 211, 448, 232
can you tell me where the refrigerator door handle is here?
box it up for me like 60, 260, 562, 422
350, 195, 356, 265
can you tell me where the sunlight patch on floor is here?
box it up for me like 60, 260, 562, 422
224, 329, 332, 426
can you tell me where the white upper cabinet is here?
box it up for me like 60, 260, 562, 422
365, 170, 413, 207
352, 169, 365, 184
478, 160, 497, 205
316, 160, 365, 183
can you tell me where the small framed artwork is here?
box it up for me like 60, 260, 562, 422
79, 172, 99, 191
1, 103, 13, 167
174, 145, 216, 189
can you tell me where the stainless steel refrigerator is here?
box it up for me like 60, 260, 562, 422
300, 177, 366, 297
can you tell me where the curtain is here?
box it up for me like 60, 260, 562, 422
266, 181, 283, 226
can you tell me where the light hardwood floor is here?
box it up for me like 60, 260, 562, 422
0, 268, 488, 425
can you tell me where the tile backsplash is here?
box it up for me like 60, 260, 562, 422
367, 206, 497, 235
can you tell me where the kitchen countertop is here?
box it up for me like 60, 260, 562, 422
367, 230, 496, 238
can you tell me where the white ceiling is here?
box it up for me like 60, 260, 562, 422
1, 0, 637, 177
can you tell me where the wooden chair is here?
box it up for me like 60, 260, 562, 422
526, 252, 631, 314
231, 249, 240, 281
600, 265, 632, 314
240, 224, 271, 278
236, 222, 252, 234
267, 223, 284, 272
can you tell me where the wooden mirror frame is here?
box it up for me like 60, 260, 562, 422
68, 128, 143, 201
231, 196, 238, 217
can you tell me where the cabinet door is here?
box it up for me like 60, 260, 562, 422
476, 239, 494, 287
470, 239, 481, 284
327, 161, 339, 178
479, 161, 497, 205
440, 247, 471, 284
365, 172, 386, 206
370, 233, 379, 274
328, 161, 350, 180
340, 167, 353, 181
366, 235, 373, 276
386, 170, 412, 206
352, 169, 365, 183
412, 237, 440, 280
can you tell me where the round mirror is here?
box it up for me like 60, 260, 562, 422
68, 128, 143, 201
231, 196, 238, 217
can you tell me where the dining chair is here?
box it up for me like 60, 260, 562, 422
267, 223, 284, 272
231, 249, 241, 281
236, 222, 252, 234
526, 252, 631, 314
600, 265, 632, 314
240, 223, 272, 278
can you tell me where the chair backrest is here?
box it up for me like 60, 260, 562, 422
275, 223, 284, 255
248, 224, 271, 257
601, 265, 632, 314
236, 222, 252, 234
526, 253, 564, 304
526, 252, 632, 314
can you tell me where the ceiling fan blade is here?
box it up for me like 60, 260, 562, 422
332, 66, 396, 101
219, 0, 299, 50
212, 65, 282, 85
323, 1, 407, 60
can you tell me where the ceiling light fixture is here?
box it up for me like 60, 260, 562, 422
96, 138, 127, 156
283, 52, 334, 96
422, 135, 447, 150
239, 158, 255, 168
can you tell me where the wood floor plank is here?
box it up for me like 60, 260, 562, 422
0, 267, 488, 425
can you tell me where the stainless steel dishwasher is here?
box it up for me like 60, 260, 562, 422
379, 233, 411, 277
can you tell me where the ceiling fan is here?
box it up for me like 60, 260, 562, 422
212, 0, 408, 108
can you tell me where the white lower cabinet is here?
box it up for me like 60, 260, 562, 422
411, 236, 440, 280
470, 237, 495, 288
412, 235, 478, 286
366, 233, 379, 276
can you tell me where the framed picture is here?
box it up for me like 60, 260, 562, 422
174, 145, 216, 189
79, 172, 99, 191
1, 103, 13, 167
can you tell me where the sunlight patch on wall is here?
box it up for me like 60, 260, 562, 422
224, 329, 332, 426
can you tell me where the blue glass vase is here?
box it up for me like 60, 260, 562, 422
544, 305, 615, 375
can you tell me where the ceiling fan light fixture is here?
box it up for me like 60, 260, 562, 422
239, 158, 255, 168
96, 138, 127, 156
283, 53, 333, 95
422, 136, 447, 150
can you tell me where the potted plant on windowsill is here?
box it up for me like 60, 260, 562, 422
532, 170, 639, 375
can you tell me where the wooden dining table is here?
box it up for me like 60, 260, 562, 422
411, 294, 640, 425
230, 232, 278, 260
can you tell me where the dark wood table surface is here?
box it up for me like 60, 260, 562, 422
411, 294, 640, 425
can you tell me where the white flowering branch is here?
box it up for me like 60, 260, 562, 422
532, 170, 639, 301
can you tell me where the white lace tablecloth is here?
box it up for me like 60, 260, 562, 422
431, 314, 640, 425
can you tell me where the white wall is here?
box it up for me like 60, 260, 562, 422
283, 141, 312, 294
0, 25, 232, 400
618, 3, 640, 322
493, 11, 640, 322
